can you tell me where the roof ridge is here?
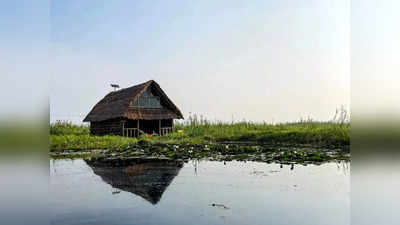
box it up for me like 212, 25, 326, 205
110, 80, 152, 93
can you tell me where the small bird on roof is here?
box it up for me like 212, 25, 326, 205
111, 84, 120, 91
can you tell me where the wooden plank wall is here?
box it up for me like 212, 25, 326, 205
90, 120, 123, 136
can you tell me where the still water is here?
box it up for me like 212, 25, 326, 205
50, 159, 349, 225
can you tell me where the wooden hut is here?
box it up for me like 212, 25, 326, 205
83, 80, 183, 137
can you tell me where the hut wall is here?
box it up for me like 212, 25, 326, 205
90, 118, 174, 136
125, 119, 139, 129
161, 119, 173, 128
90, 119, 123, 136
139, 120, 160, 134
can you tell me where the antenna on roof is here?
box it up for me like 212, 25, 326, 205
111, 84, 120, 91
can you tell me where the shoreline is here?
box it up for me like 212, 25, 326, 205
50, 142, 350, 165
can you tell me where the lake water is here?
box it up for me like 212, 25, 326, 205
50, 159, 350, 225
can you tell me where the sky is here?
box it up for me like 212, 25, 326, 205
351, 0, 400, 117
1, 0, 352, 123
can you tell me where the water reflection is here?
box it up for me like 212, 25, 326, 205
188, 159, 349, 176
85, 160, 183, 205
51, 159, 350, 225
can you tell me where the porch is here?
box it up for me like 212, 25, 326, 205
122, 119, 174, 137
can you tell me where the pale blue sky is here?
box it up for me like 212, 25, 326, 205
0, 0, 49, 119
351, 0, 400, 116
48, 0, 350, 123
1, 1, 352, 123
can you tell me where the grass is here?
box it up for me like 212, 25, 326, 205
167, 121, 349, 147
50, 134, 138, 151
50, 117, 349, 152
153, 112, 349, 148
50, 121, 138, 151
50, 121, 90, 136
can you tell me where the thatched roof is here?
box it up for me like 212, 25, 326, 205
83, 80, 183, 122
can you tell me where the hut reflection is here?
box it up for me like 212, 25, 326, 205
86, 160, 183, 205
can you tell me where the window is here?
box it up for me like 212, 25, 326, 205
130, 90, 162, 108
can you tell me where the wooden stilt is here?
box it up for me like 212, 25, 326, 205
121, 120, 125, 136
159, 120, 161, 135
137, 120, 139, 137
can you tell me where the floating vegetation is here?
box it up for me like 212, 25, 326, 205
50, 142, 349, 164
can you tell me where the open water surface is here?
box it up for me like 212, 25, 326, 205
50, 159, 349, 225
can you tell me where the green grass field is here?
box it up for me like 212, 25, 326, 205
50, 119, 349, 151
